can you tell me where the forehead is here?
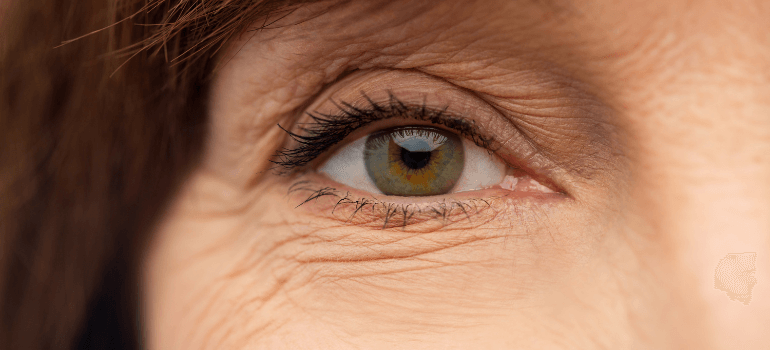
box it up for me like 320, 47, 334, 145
240, 0, 770, 101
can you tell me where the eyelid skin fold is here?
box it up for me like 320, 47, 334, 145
272, 69, 566, 188
269, 68, 616, 228
271, 93, 493, 175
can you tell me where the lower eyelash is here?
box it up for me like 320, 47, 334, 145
288, 180, 494, 230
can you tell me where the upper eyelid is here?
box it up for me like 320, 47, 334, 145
271, 94, 496, 174
269, 68, 595, 196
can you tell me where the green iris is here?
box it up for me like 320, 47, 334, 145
364, 126, 464, 196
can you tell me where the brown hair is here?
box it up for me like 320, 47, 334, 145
0, 0, 319, 349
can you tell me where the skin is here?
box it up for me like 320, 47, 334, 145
142, 0, 770, 349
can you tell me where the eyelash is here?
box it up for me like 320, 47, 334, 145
287, 180, 497, 230
271, 94, 494, 174
272, 93, 516, 229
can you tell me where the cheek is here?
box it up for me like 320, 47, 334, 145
142, 201, 313, 349
142, 172, 644, 349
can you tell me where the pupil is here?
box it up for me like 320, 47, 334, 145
400, 147, 431, 169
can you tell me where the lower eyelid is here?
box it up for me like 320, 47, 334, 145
290, 185, 495, 230
286, 174, 566, 230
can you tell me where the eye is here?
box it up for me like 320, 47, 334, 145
319, 125, 508, 196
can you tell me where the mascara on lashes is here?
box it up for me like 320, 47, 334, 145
270, 94, 493, 174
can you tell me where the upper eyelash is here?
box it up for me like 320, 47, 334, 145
270, 93, 494, 174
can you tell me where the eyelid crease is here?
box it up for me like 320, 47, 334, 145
270, 93, 493, 174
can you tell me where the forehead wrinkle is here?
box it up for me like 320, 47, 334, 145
232, 0, 589, 91
299, 2, 581, 79
318, 0, 573, 35
271, 0, 574, 52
